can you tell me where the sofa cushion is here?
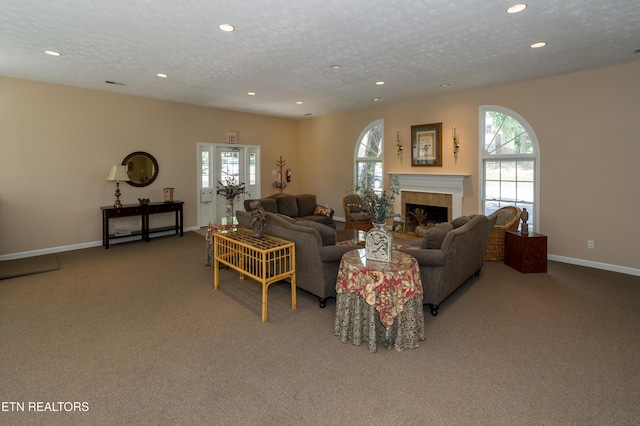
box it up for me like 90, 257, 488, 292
420, 222, 453, 249
296, 194, 317, 217
261, 198, 279, 213
451, 215, 470, 229
296, 220, 336, 246
314, 205, 333, 217
274, 194, 299, 217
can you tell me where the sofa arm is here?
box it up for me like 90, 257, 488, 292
319, 245, 360, 263
396, 248, 445, 267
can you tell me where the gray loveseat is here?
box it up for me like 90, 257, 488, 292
243, 193, 335, 228
236, 210, 357, 307
397, 214, 497, 316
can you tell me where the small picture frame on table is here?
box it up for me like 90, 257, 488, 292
411, 122, 442, 167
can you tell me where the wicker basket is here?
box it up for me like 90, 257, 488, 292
484, 206, 522, 261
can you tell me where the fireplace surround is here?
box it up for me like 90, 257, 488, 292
395, 173, 469, 228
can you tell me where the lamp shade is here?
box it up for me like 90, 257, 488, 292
105, 165, 130, 182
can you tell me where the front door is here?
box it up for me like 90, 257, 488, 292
197, 143, 260, 227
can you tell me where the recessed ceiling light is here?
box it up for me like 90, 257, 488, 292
156, 73, 168, 78
440, 83, 451, 88
531, 41, 547, 48
506, 4, 527, 14
376, 81, 385, 85
296, 101, 303, 105
219, 24, 235, 32
329, 65, 342, 70
247, 92, 256, 96
372, 98, 381, 102
44, 50, 61, 56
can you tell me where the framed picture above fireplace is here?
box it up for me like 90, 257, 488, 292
411, 122, 442, 167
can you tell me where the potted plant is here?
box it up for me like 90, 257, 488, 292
409, 207, 431, 237
409, 207, 428, 226
216, 178, 246, 225
348, 173, 400, 262
349, 173, 401, 225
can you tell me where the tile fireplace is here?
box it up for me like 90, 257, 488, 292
395, 173, 469, 228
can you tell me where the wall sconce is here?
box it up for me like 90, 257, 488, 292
396, 131, 403, 158
452, 126, 460, 154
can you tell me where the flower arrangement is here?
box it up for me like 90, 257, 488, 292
409, 207, 428, 225
216, 178, 246, 201
350, 173, 401, 224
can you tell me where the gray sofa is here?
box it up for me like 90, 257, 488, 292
236, 210, 357, 307
243, 193, 335, 228
397, 214, 497, 316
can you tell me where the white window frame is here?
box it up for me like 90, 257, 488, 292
479, 106, 540, 231
354, 119, 384, 191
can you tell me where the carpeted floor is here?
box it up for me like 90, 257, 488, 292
1, 231, 639, 425
0, 254, 59, 280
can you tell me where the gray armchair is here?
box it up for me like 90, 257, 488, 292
397, 214, 497, 316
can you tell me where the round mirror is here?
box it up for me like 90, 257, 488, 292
122, 151, 158, 187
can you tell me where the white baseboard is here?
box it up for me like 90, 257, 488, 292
0, 226, 200, 261
3, 229, 639, 277
547, 254, 640, 277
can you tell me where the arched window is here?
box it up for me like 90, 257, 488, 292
480, 106, 540, 230
355, 119, 384, 192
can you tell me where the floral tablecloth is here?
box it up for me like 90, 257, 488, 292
205, 222, 236, 266
334, 249, 425, 352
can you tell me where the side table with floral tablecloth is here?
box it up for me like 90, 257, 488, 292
334, 248, 425, 353
205, 222, 236, 266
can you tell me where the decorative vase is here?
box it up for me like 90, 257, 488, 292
163, 187, 174, 203
365, 223, 393, 262
225, 199, 234, 226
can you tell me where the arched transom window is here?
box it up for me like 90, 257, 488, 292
354, 119, 384, 192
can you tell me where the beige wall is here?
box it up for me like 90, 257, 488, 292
2, 60, 639, 272
0, 77, 299, 255
299, 61, 640, 272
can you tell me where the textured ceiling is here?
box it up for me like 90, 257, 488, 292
1, 0, 639, 118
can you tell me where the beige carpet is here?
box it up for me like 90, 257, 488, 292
2, 231, 638, 425
0, 254, 59, 280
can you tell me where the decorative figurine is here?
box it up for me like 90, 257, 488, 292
520, 208, 529, 234
250, 201, 266, 238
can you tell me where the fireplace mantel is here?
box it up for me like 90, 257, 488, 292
391, 173, 470, 219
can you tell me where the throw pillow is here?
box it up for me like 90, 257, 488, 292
314, 205, 333, 217
420, 222, 453, 249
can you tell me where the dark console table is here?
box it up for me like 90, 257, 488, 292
101, 201, 184, 249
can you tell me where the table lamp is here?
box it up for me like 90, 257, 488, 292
106, 165, 130, 208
